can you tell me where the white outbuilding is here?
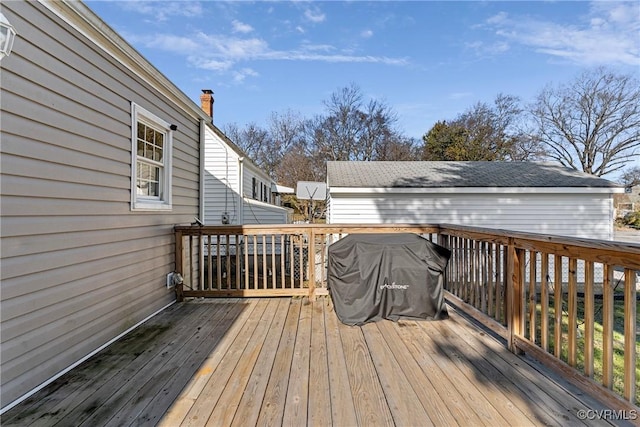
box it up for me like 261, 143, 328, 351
326, 161, 623, 240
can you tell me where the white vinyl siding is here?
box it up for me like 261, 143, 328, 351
328, 192, 614, 240
243, 199, 290, 224
203, 127, 240, 224
203, 125, 289, 225
0, 1, 201, 409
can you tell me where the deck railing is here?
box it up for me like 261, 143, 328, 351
174, 223, 639, 409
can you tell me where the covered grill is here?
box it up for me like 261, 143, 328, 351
327, 233, 450, 326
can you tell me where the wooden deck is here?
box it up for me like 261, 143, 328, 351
1, 297, 629, 427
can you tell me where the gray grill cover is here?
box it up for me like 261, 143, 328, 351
328, 233, 450, 325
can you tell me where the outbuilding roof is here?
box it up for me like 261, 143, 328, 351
326, 161, 621, 188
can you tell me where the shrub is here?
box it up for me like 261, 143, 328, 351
621, 210, 640, 229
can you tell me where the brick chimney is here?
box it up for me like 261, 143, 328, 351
200, 89, 214, 120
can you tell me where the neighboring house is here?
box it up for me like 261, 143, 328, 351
614, 185, 640, 217
327, 161, 623, 240
199, 90, 292, 225
0, 0, 209, 411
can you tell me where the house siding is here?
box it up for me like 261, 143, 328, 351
203, 127, 240, 224
328, 192, 614, 239
0, 1, 201, 409
202, 126, 289, 225
243, 199, 290, 224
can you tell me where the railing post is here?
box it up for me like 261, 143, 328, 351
507, 240, 525, 353
308, 226, 316, 302
175, 229, 184, 302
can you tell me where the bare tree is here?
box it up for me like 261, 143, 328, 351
530, 67, 640, 176
263, 110, 306, 179
310, 83, 407, 163
222, 122, 270, 168
619, 166, 640, 187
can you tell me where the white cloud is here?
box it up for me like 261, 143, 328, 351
132, 29, 408, 75
126, 33, 201, 53
232, 20, 254, 34
233, 68, 259, 83
191, 57, 234, 72
300, 43, 335, 53
361, 30, 374, 39
477, 1, 639, 66
117, 0, 408, 85
119, 1, 203, 22
304, 7, 326, 23
465, 40, 509, 56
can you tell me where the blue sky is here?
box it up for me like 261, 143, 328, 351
86, 0, 639, 173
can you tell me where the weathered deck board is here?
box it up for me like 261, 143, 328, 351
254, 298, 301, 427
308, 299, 332, 426
439, 312, 597, 425
228, 298, 289, 427
282, 297, 311, 425
1, 297, 628, 427
361, 322, 432, 426
323, 299, 359, 427
157, 299, 260, 427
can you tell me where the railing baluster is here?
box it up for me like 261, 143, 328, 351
452, 236, 459, 296
198, 234, 205, 291
502, 245, 508, 325
583, 261, 594, 377
262, 235, 267, 290
481, 241, 487, 313
298, 235, 303, 290
215, 235, 221, 290
554, 255, 563, 359
207, 234, 212, 291
235, 235, 241, 290
567, 257, 578, 367
528, 251, 537, 343
540, 253, 549, 352
244, 236, 249, 290
188, 235, 194, 290
271, 235, 276, 289
488, 242, 494, 317
602, 264, 614, 389
463, 238, 469, 303
288, 235, 294, 289
225, 236, 231, 289
309, 228, 316, 301
280, 235, 285, 289
623, 267, 637, 402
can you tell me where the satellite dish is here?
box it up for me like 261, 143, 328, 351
296, 181, 326, 200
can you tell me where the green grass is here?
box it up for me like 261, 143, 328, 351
528, 295, 639, 405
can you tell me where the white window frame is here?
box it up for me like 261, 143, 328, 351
131, 102, 173, 211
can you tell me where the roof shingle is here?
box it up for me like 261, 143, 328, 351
326, 161, 621, 188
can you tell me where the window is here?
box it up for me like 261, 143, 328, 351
252, 177, 257, 199
131, 103, 172, 210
